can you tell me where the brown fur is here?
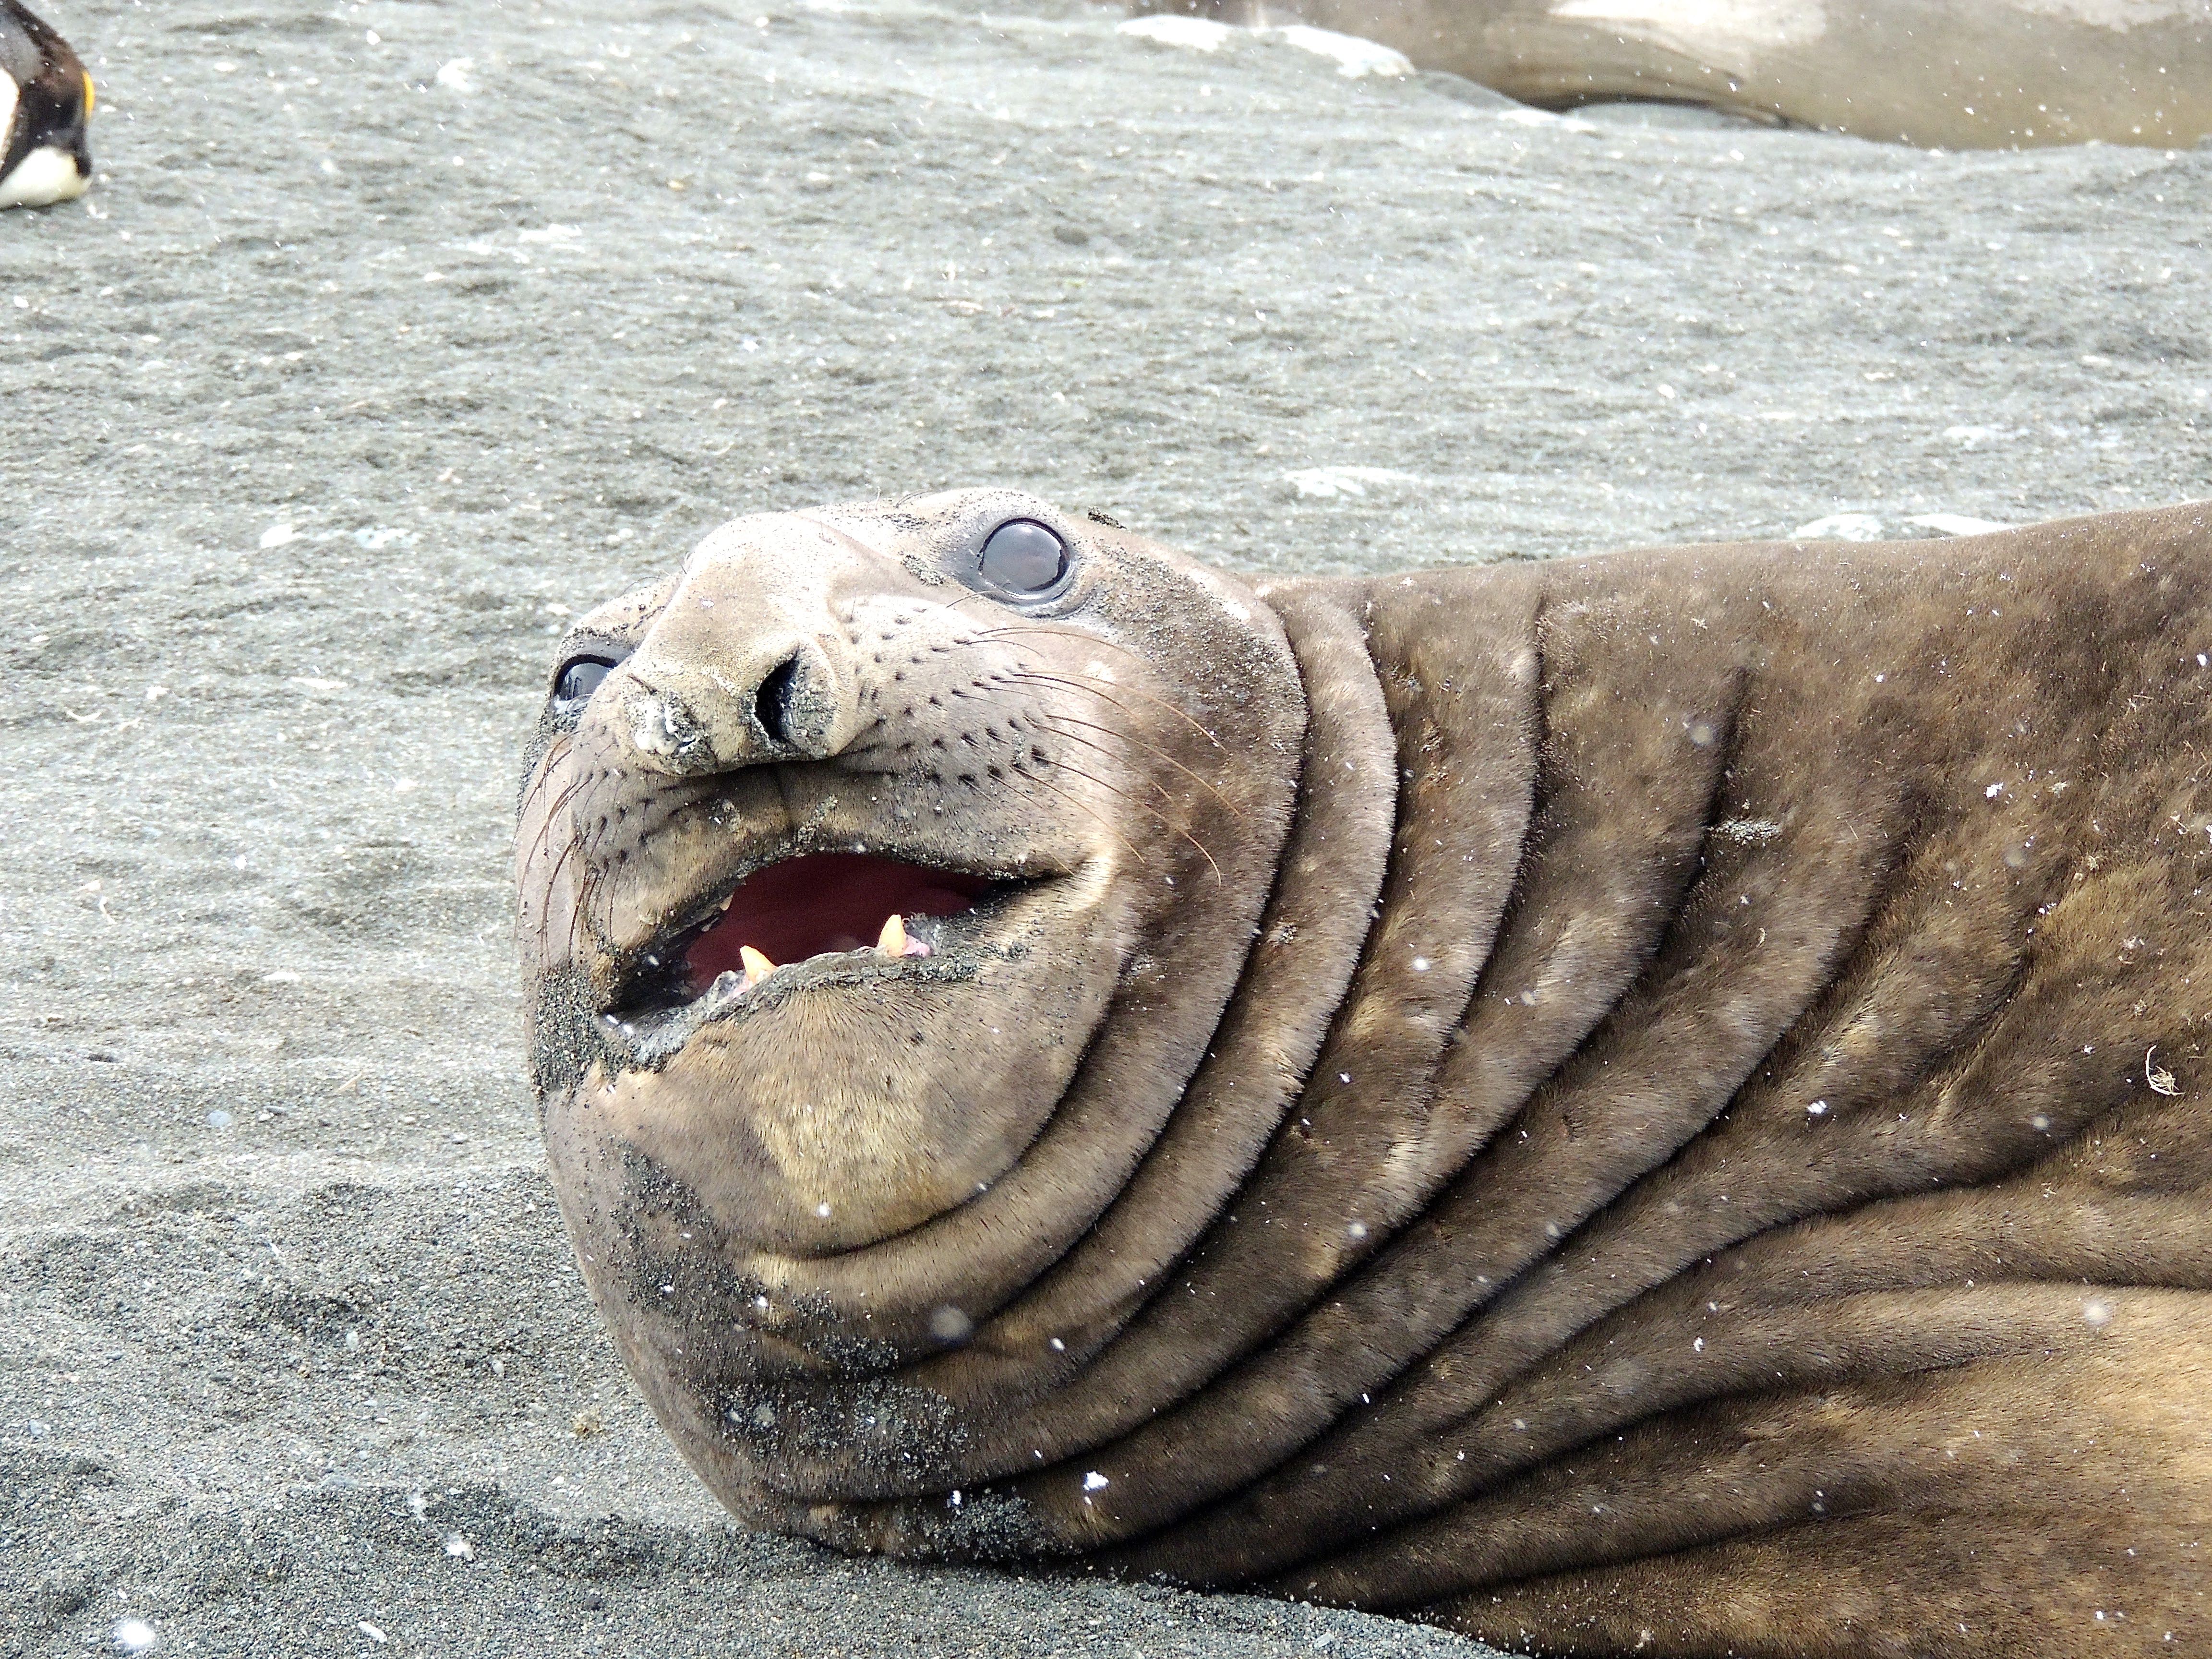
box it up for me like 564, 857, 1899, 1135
1134, 0, 2212, 151
518, 493, 2212, 1658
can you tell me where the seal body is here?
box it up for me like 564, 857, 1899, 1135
0, 0, 91, 209
521, 493, 2212, 1659
1134, 0, 2212, 149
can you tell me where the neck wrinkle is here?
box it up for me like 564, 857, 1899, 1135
838, 582, 1402, 1495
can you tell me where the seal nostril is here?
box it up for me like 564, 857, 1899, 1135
755, 654, 803, 746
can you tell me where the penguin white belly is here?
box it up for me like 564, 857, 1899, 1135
0, 138, 84, 206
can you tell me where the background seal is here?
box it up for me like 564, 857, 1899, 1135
1130, 0, 2212, 149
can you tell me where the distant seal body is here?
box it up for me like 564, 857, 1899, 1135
1139, 0, 2212, 149
0, 0, 91, 209
520, 493, 2212, 1659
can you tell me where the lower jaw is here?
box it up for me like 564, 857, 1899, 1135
592, 924, 985, 1073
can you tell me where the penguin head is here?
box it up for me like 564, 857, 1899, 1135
0, 0, 92, 209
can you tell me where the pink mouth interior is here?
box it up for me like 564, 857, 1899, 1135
682, 853, 992, 994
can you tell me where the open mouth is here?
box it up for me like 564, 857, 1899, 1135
607, 853, 1004, 1046
683, 852, 993, 990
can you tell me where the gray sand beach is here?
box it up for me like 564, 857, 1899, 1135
2, 0, 2207, 1652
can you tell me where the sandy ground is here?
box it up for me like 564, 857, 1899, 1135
1, 0, 2207, 1652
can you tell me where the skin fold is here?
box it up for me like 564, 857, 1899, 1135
520, 492, 2212, 1659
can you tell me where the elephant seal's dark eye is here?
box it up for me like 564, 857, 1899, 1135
555, 657, 616, 705
978, 520, 1068, 595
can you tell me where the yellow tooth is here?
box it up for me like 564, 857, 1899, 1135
740, 946, 776, 986
876, 914, 907, 957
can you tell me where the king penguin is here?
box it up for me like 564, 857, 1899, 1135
1, 0, 91, 209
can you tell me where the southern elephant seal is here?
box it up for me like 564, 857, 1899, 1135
1, 0, 91, 209
519, 492, 2212, 1658
1132, 0, 2212, 150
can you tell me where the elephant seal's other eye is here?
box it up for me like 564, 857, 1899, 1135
978, 519, 1069, 596
555, 657, 617, 705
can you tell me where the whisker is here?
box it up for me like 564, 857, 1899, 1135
531, 740, 617, 970
518, 752, 581, 846
948, 666, 1235, 880
949, 626, 1228, 754
527, 765, 602, 962
1034, 756, 1222, 883
964, 624, 1174, 679
998, 667, 1144, 723
1007, 764, 1150, 869
536, 831, 585, 937
940, 672, 1182, 813
1018, 718, 1183, 811
568, 857, 600, 969
1021, 706, 1248, 825
520, 771, 591, 879
1030, 750, 1180, 827
988, 658, 1226, 751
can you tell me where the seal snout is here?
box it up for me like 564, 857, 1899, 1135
745, 641, 847, 758
623, 680, 716, 771
613, 629, 856, 777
